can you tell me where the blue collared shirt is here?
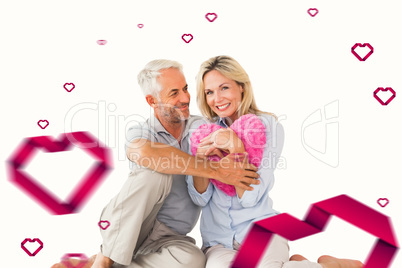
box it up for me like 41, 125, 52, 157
125, 114, 207, 235
186, 113, 285, 248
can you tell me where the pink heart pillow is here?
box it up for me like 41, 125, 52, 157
190, 114, 266, 196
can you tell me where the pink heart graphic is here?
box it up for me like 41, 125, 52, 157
377, 198, 389, 208
307, 8, 319, 17
181, 34, 193, 43
96, 40, 107, 45
21, 238, 43, 256
7, 132, 113, 215
351, 43, 374, 61
60, 253, 89, 268
205, 13, 218, 22
137, 24, 144, 28
98, 220, 110, 230
64, 83, 75, 92
37, 120, 49, 129
232, 195, 399, 268
373, 87, 396, 105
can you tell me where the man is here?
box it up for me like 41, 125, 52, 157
58, 59, 259, 268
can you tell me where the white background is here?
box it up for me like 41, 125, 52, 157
1, 0, 401, 267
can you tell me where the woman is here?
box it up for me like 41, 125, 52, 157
186, 56, 363, 268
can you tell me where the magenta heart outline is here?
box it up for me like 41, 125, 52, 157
351, 43, 374, 61
377, 198, 389, 208
64, 83, 75, 92
21, 238, 43, 256
61, 253, 89, 268
181, 34, 193, 43
96, 40, 107, 45
7, 132, 113, 215
373, 87, 396, 105
137, 24, 144, 28
98, 220, 111, 230
37, 120, 49, 129
307, 8, 319, 17
232, 195, 399, 268
205, 13, 218, 22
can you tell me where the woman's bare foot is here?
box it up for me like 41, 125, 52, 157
318, 255, 364, 268
91, 252, 114, 268
289, 254, 308, 261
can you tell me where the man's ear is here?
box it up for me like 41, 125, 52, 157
145, 95, 156, 107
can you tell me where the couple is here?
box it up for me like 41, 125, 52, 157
53, 56, 363, 268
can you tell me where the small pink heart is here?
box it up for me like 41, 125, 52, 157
60, 253, 89, 268
307, 8, 319, 17
373, 87, 396, 106
98, 220, 110, 230
137, 24, 144, 28
64, 83, 75, 92
21, 238, 43, 256
351, 43, 374, 61
37, 120, 49, 129
377, 198, 389, 207
181, 34, 193, 43
205, 13, 218, 22
96, 40, 107, 45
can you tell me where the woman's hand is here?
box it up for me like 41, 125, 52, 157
199, 128, 245, 157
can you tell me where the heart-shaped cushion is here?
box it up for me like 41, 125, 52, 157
190, 114, 266, 196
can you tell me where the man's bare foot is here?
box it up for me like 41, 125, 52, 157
51, 254, 96, 268
91, 252, 114, 268
290, 254, 308, 261
318, 255, 364, 268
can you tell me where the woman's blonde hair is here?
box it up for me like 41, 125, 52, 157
196, 55, 276, 121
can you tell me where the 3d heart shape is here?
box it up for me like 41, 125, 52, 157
7, 132, 113, 215
181, 34, 193, 43
21, 238, 43, 256
351, 43, 374, 61
37, 120, 49, 129
64, 83, 75, 92
377, 198, 389, 208
373, 87, 396, 105
96, 40, 107, 45
231, 195, 399, 268
98, 220, 110, 230
307, 8, 319, 17
205, 13, 218, 22
60, 253, 90, 268
191, 114, 266, 196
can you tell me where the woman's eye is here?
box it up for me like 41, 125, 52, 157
206, 91, 213, 95
222, 86, 229, 90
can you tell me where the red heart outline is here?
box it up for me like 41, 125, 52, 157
37, 120, 49, 129
64, 83, 75, 92
351, 43, 374, 61
96, 40, 107, 45
307, 8, 319, 17
377, 198, 390, 208
181, 34, 193, 43
373, 87, 396, 105
7, 132, 113, 215
137, 24, 144, 28
21, 238, 43, 256
61, 253, 89, 268
232, 195, 399, 268
98, 220, 111, 230
205, 13, 218, 22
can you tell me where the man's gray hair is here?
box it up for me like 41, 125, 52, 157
137, 59, 183, 98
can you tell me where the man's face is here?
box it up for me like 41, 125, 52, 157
154, 68, 190, 124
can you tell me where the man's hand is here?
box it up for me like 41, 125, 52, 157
199, 128, 245, 156
212, 152, 260, 191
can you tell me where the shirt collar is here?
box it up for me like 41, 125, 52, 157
217, 117, 229, 128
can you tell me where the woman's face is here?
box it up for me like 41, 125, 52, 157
203, 70, 243, 123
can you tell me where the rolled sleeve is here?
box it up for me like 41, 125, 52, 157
186, 175, 214, 206
237, 117, 285, 207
